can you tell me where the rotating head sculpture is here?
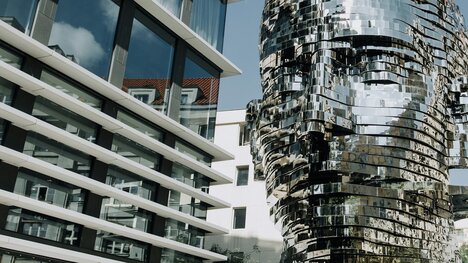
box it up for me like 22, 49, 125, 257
247, 0, 468, 262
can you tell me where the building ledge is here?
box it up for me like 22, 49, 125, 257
134, 0, 242, 78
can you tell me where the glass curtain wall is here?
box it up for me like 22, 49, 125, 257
179, 51, 220, 141
189, 0, 227, 51
154, 0, 183, 17
123, 10, 175, 115
48, 0, 120, 78
0, 0, 38, 34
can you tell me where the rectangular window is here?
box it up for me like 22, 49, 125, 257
40, 69, 103, 109
95, 231, 148, 262
14, 168, 85, 213
32, 96, 99, 142
236, 167, 249, 186
111, 134, 161, 170
23, 131, 92, 177
48, 0, 120, 78
179, 51, 220, 141
0, 0, 38, 35
116, 110, 164, 142
238, 124, 250, 146
123, 10, 175, 114
233, 207, 246, 229
5, 208, 81, 246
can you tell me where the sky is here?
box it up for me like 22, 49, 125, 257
219, 0, 468, 185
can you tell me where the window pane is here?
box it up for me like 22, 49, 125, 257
106, 165, 155, 201
175, 141, 212, 166
0, 44, 23, 68
236, 167, 249, 186
180, 51, 220, 140
161, 249, 204, 263
14, 168, 85, 213
0, 249, 68, 263
5, 208, 81, 246
154, 0, 182, 17
32, 96, 99, 142
0, 0, 38, 34
0, 77, 16, 105
111, 134, 161, 170
48, 0, 119, 78
100, 198, 152, 232
23, 132, 93, 177
116, 110, 164, 142
233, 207, 246, 229
40, 70, 103, 109
95, 231, 148, 262
123, 11, 175, 115
189, 0, 227, 51
164, 219, 206, 249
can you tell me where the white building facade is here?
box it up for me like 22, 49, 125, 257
206, 109, 283, 262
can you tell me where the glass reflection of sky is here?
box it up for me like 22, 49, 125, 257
125, 15, 174, 79
0, 0, 38, 34
49, 0, 119, 79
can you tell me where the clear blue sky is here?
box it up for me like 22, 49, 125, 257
219, 0, 468, 184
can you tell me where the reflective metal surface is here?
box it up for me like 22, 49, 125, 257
247, 0, 468, 261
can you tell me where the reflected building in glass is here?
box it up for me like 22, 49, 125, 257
0, 0, 240, 262
247, 0, 468, 262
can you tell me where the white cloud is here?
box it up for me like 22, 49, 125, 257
49, 22, 105, 67
99, 0, 119, 31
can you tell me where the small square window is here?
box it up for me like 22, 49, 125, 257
233, 207, 246, 229
236, 167, 249, 186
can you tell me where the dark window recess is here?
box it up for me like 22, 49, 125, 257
233, 207, 246, 229
236, 167, 249, 186
238, 124, 250, 146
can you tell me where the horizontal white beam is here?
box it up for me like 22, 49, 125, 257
0, 59, 232, 185
0, 20, 234, 162
0, 144, 228, 234
0, 94, 229, 209
0, 234, 125, 263
0, 190, 228, 261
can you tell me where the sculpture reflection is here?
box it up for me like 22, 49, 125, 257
247, 0, 468, 261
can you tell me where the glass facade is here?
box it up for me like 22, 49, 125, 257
0, 249, 71, 263
175, 141, 211, 166
165, 219, 205, 248
189, 0, 227, 51
14, 168, 85, 213
123, 10, 175, 114
106, 165, 155, 201
111, 134, 161, 170
161, 249, 203, 263
5, 208, 81, 246
155, 0, 183, 18
32, 96, 98, 142
48, 0, 119, 78
100, 197, 152, 232
23, 132, 93, 177
0, 0, 38, 34
0, 44, 22, 68
40, 70, 103, 109
0, 0, 235, 261
179, 51, 220, 140
95, 231, 148, 262
116, 110, 164, 142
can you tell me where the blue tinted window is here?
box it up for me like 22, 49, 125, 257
189, 0, 227, 51
0, 0, 38, 34
49, 0, 119, 78
123, 11, 175, 115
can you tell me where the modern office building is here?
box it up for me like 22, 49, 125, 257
0, 0, 241, 262
248, 0, 468, 262
205, 109, 283, 263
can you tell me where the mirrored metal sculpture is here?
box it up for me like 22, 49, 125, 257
247, 0, 468, 261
